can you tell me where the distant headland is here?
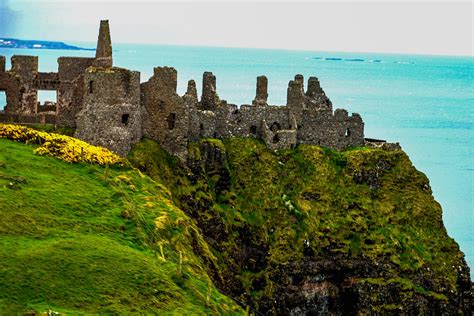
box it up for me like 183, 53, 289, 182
0, 38, 94, 51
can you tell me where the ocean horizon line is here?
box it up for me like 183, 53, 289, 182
2, 37, 473, 59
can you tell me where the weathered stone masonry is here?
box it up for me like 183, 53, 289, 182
0, 20, 365, 159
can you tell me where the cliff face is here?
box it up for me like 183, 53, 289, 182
129, 138, 472, 315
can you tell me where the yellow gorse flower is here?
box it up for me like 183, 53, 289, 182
0, 124, 124, 166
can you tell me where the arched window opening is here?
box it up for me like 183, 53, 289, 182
345, 128, 351, 137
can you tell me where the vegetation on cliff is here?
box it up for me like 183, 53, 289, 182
129, 138, 471, 314
0, 137, 242, 314
0, 126, 470, 314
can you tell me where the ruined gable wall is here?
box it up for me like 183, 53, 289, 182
56, 57, 95, 127
9, 55, 38, 114
141, 67, 190, 159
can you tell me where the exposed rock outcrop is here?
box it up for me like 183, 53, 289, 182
129, 138, 472, 315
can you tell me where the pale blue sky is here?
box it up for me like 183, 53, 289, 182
0, 0, 472, 56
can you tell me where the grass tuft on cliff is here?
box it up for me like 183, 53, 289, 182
0, 138, 242, 314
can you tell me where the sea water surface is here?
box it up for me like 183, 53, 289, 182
1, 43, 472, 276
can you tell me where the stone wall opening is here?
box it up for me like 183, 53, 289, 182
273, 134, 280, 143
167, 113, 176, 130
345, 128, 351, 137
250, 125, 257, 135
0, 91, 6, 112
89, 81, 94, 94
37, 90, 57, 113
270, 122, 281, 132
122, 113, 130, 125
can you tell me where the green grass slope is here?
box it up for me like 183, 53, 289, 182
0, 138, 242, 314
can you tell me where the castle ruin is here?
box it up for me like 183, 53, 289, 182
0, 20, 365, 159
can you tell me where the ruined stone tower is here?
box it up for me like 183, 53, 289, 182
74, 21, 142, 156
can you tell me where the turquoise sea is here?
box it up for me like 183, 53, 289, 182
1, 43, 472, 276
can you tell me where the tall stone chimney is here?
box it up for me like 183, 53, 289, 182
185, 79, 198, 104
200, 72, 220, 110
306, 77, 324, 98
94, 20, 113, 68
252, 75, 268, 106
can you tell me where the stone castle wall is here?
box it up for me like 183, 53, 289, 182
75, 67, 142, 157
0, 20, 365, 159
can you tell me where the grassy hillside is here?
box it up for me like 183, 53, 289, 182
0, 138, 242, 314
129, 138, 471, 314
0, 125, 470, 314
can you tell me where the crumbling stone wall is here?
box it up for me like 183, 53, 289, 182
138, 70, 364, 158
56, 57, 95, 127
75, 67, 141, 156
262, 120, 298, 150
0, 20, 111, 128
11, 56, 38, 114
1, 19, 365, 158
0, 52, 94, 127
141, 67, 191, 160
0, 55, 39, 116
0, 56, 21, 114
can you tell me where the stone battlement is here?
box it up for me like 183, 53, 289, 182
0, 20, 365, 158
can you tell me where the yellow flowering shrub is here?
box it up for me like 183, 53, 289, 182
0, 124, 124, 166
